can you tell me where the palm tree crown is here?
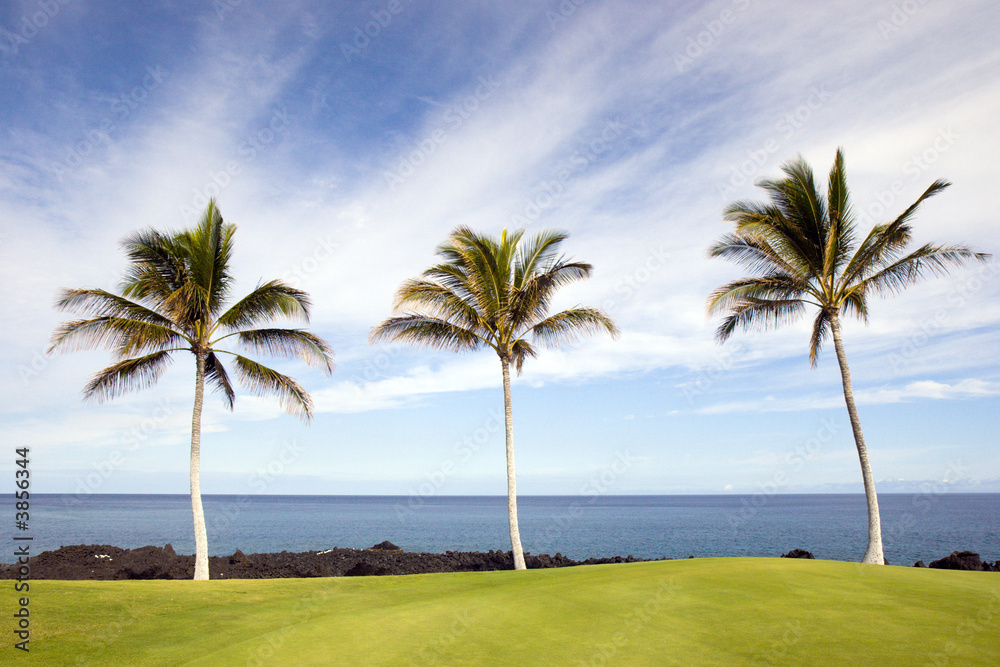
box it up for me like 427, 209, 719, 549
371, 226, 618, 368
708, 148, 988, 362
707, 148, 989, 563
50, 200, 334, 415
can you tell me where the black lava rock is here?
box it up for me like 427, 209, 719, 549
781, 549, 815, 559
928, 551, 998, 572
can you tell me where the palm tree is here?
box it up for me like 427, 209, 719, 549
49, 200, 334, 580
370, 226, 618, 569
707, 148, 989, 564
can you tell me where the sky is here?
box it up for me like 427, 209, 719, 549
1, 0, 998, 498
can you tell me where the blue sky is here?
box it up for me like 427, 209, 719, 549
1, 0, 998, 497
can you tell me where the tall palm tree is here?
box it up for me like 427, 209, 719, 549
707, 148, 989, 564
370, 227, 618, 570
49, 200, 334, 580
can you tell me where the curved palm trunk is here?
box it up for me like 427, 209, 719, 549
501, 357, 526, 570
191, 351, 210, 580
829, 314, 884, 564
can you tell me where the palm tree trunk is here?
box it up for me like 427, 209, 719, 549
829, 313, 884, 565
190, 350, 210, 580
501, 356, 526, 570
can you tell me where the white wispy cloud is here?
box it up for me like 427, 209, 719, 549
697, 378, 1000, 415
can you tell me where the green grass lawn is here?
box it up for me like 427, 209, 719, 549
5, 558, 999, 666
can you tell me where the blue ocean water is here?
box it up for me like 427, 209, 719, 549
11, 493, 999, 566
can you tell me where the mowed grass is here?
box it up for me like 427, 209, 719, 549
7, 558, 999, 666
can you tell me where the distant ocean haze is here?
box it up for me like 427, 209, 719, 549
16, 493, 999, 567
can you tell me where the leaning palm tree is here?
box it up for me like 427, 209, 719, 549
49, 200, 334, 580
371, 227, 618, 570
707, 148, 989, 564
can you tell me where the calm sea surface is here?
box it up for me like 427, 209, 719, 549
12, 493, 999, 566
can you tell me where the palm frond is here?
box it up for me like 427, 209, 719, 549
369, 315, 487, 352
120, 229, 188, 312
514, 229, 569, 289
178, 199, 236, 318
394, 279, 482, 332
82, 351, 174, 403
839, 179, 950, 287
530, 307, 619, 348
230, 329, 335, 375
713, 298, 806, 342
508, 338, 537, 375
774, 156, 828, 253
54, 289, 178, 327
231, 355, 313, 422
421, 263, 477, 305
859, 244, 990, 296
205, 351, 235, 410
707, 276, 811, 316
722, 208, 818, 279
459, 228, 510, 318
839, 287, 869, 324
217, 280, 311, 330
49, 317, 187, 357
807, 309, 831, 367
824, 148, 856, 277
707, 233, 800, 277
511, 261, 593, 329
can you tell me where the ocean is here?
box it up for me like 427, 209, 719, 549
12, 493, 999, 566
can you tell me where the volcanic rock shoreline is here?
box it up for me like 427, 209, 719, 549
2, 544, 995, 580
0, 542, 648, 580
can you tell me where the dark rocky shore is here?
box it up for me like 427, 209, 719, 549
2, 544, 995, 580
780, 548, 999, 571
0, 542, 648, 580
